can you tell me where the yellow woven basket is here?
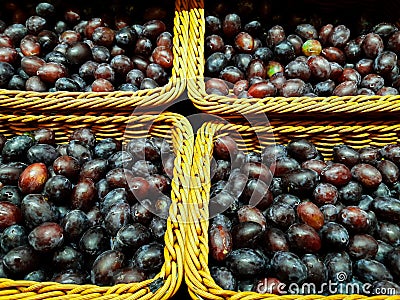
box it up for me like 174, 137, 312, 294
0, 112, 194, 300
187, 0, 400, 116
0, 0, 189, 112
185, 119, 400, 300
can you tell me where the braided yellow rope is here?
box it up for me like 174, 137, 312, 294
0, 0, 188, 112
187, 0, 400, 116
0, 112, 194, 300
185, 120, 400, 300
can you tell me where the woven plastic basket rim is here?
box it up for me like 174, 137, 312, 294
184, 120, 400, 300
0, 0, 189, 112
0, 112, 194, 300
187, 0, 400, 116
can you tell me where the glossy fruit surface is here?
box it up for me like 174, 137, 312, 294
226, 248, 268, 278
0, 128, 170, 284
297, 201, 324, 229
0, 3, 173, 92
208, 137, 400, 292
302, 40, 322, 56
28, 222, 64, 252
204, 15, 400, 97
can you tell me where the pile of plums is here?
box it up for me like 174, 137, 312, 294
0, 128, 175, 286
0, 1, 174, 92
208, 137, 400, 294
204, 13, 400, 97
